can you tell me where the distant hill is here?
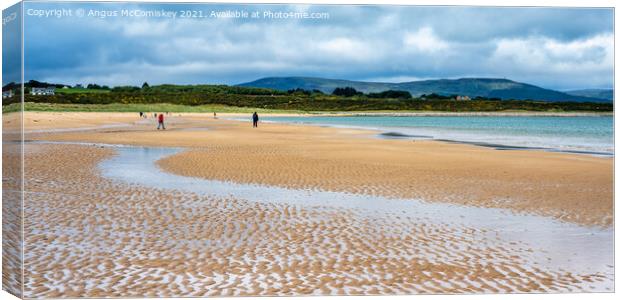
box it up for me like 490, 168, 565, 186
239, 77, 609, 103
238, 77, 395, 94
564, 89, 613, 101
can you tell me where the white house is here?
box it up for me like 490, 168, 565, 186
456, 95, 471, 101
31, 87, 56, 96
2, 90, 14, 99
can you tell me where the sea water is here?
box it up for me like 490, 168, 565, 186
260, 115, 614, 155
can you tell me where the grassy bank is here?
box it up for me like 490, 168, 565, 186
3, 102, 612, 117
2, 102, 308, 114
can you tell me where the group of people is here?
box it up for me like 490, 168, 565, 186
139, 111, 260, 130
139, 112, 167, 130
139, 112, 167, 119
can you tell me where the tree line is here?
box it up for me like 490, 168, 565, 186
2, 82, 612, 112
4, 92, 610, 112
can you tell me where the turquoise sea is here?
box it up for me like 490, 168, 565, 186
261, 115, 614, 155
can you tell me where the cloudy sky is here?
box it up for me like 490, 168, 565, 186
16, 2, 614, 90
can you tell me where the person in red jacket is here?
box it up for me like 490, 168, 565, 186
157, 113, 166, 130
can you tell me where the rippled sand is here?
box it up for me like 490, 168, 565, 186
4, 112, 613, 297
2, 142, 23, 298
15, 143, 613, 297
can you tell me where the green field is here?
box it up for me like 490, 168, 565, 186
2, 102, 612, 117
2, 102, 307, 114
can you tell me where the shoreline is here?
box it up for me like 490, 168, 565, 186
232, 114, 614, 157
15, 111, 614, 157
267, 111, 614, 117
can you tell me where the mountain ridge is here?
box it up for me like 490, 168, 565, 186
238, 76, 610, 103
564, 89, 613, 101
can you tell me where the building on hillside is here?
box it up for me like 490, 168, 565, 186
31, 87, 56, 96
455, 95, 471, 101
2, 90, 14, 99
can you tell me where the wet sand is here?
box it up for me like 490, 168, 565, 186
20, 112, 614, 227
2, 140, 23, 297
16, 143, 615, 297
2, 111, 614, 297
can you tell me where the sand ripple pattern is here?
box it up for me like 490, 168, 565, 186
158, 143, 613, 227
3, 141, 23, 298
17, 144, 612, 298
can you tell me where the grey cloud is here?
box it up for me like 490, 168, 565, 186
21, 2, 614, 90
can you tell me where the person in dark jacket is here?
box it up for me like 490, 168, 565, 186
252, 112, 259, 128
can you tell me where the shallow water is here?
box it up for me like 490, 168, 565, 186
98, 144, 614, 289
259, 116, 614, 155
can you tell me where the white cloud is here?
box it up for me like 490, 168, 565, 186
315, 37, 375, 62
403, 27, 450, 53
127, 22, 161, 36
491, 33, 613, 73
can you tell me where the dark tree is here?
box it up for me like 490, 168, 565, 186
87, 83, 103, 89
368, 90, 412, 99
332, 87, 363, 97
287, 88, 311, 96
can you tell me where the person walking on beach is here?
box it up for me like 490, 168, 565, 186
252, 112, 259, 128
157, 113, 166, 130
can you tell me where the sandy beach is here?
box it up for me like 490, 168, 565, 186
2, 111, 614, 297
18, 111, 613, 227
